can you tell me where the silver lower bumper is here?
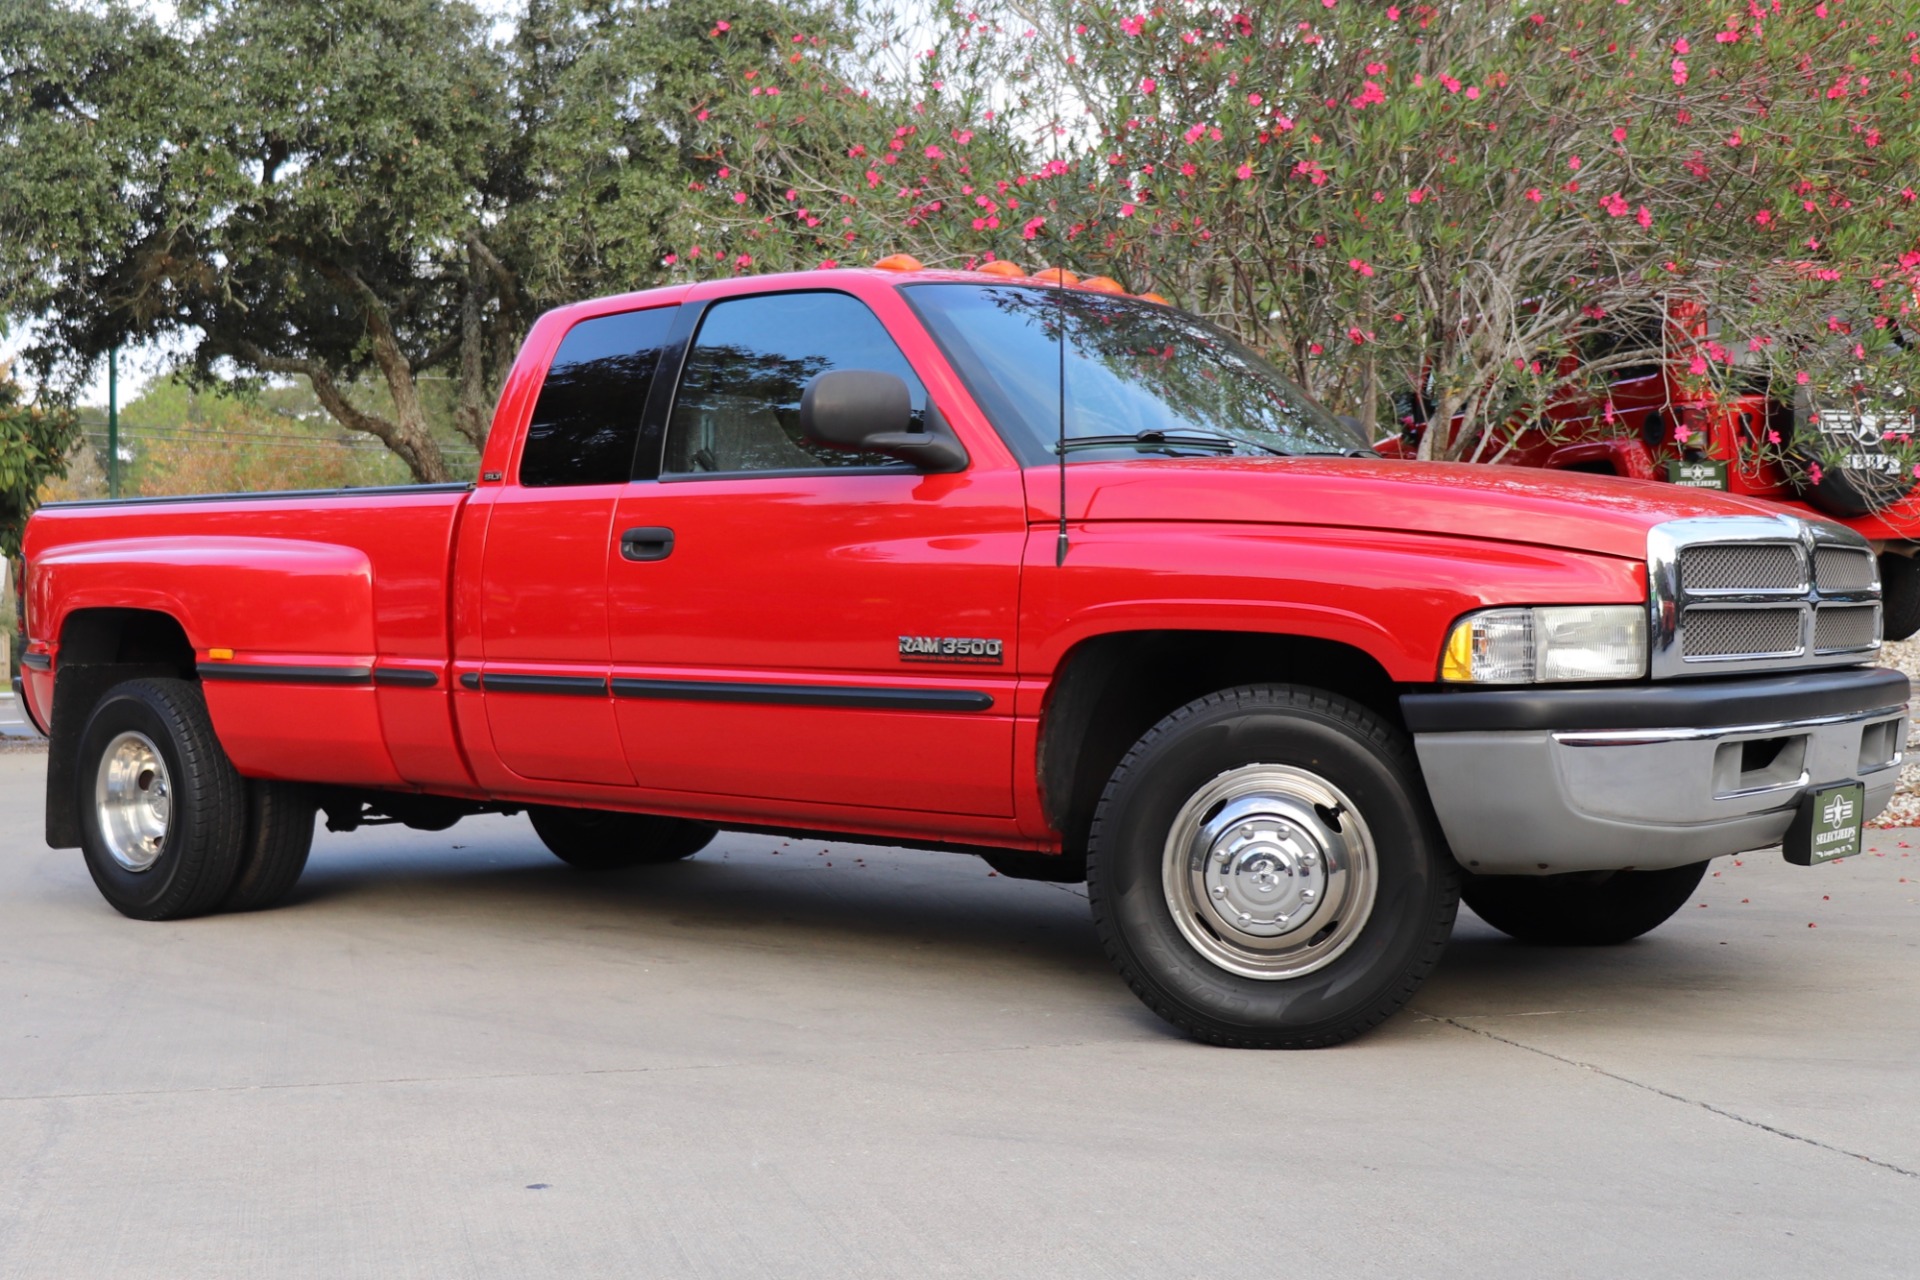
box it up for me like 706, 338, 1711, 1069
1414, 706, 1905, 875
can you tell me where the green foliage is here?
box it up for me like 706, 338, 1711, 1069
0, 370, 77, 560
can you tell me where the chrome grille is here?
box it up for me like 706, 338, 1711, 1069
1813, 546, 1876, 593
1682, 608, 1804, 658
1650, 515, 1882, 678
1679, 543, 1805, 592
1814, 604, 1880, 653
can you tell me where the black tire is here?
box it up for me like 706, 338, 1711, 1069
1460, 861, 1708, 946
1880, 552, 1920, 643
528, 805, 717, 870
1086, 685, 1459, 1049
219, 781, 317, 913
982, 850, 1087, 883
75, 678, 245, 921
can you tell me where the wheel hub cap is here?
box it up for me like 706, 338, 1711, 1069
1163, 765, 1378, 981
95, 731, 172, 873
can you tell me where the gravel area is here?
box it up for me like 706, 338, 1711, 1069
1872, 637, 1920, 826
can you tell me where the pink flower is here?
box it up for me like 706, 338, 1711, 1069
1248, 93, 1263, 106
1636, 205, 1653, 228
1612, 126, 1628, 144
1407, 188, 1426, 203
1674, 37, 1690, 54
1120, 14, 1146, 36
662, 253, 678, 265
1348, 258, 1375, 277
1139, 77, 1157, 94
1672, 58, 1689, 86
1754, 209, 1773, 225
1440, 74, 1462, 93
1236, 162, 1254, 181
1689, 355, 1708, 376
1022, 215, 1047, 240
1599, 192, 1630, 217
1347, 326, 1368, 344
1525, 188, 1543, 202
1386, 5, 1399, 18
953, 129, 973, 144
1465, 86, 1480, 100
1568, 155, 1582, 170
732, 191, 748, 204
1796, 371, 1811, 385
925, 145, 943, 159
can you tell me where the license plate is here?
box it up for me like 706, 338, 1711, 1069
1783, 783, 1865, 866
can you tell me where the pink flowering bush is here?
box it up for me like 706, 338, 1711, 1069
683, 0, 1920, 463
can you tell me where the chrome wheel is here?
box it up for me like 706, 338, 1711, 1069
94, 731, 172, 873
1161, 764, 1378, 980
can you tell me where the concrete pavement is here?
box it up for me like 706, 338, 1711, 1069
1, 746, 1916, 1278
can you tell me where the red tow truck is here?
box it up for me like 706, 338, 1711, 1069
17, 265, 1910, 1048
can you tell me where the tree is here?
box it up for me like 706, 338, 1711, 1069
0, 0, 521, 481
0, 362, 77, 561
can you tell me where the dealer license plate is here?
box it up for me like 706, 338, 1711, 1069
1783, 783, 1865, 866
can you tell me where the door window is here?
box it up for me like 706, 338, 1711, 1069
663, 291, 925, 475
520, 306, 678, 486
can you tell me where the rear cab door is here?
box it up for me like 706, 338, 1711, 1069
603, 275, 1029, 822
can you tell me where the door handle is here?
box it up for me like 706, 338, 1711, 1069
619, 526, 674, 562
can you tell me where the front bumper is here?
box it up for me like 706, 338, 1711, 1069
1403, 667, 1909, 875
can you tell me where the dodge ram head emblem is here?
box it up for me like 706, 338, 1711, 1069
898, 635, 1004, 664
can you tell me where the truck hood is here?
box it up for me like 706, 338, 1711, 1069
1057, 456, 1801, 561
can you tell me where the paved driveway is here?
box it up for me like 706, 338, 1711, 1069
1, 747, 1916, 1278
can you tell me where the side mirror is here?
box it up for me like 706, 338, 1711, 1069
799, 370, 967, 473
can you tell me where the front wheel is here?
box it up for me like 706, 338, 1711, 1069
1461, 862, 1709, 946
1086, 685, 1459, 1049
527, 806, 717, 870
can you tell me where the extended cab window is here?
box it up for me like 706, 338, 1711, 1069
663, 291, 924, 474
521, 306, 677, 486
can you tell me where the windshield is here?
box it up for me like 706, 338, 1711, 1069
903, 282, 1366, 462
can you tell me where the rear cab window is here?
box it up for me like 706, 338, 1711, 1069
520, 306, 678, 486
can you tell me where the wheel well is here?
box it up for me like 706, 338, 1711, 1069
43, 609, 197, 850
1036, 631, 1401, 857
58, 607, 195, 675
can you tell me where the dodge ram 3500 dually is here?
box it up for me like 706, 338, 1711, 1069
18, 265, 1908, 1048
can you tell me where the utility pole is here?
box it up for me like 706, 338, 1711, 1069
107, 346, 119, 499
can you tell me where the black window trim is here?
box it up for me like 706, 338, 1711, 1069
640, 287, 933, 484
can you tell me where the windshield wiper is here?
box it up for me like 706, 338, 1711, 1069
1054, 429, 1291, 456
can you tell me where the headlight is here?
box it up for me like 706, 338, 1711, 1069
1441, 606, 1647, 683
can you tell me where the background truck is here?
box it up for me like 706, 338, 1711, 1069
1384, 295, 1920, 637
17, 265, 1910, 1048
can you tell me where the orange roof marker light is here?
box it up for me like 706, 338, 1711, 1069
872, 253, 924, 272
976, 260, 1028, 278
1136, 291, 1172, 306
1076, 275, 1125, 294
1032, 266, 1079, 286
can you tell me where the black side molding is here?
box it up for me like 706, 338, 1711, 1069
372, 668, 440, 688
460, 672, 481, 690
611, 676, 994, 712
197, 663, 373, 686
1402, 665, 1910, 734
475, 673, 608, 697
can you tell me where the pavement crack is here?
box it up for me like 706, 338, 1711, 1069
1418, 1010, 1919, 1180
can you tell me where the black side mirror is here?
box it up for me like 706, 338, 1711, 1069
799, 370, 967, 473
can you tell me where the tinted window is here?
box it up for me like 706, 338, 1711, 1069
904, 283, 1364, 462
521, 306, 676, 486
663, 292, 923, 474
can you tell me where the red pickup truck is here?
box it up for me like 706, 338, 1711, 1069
17, 266, 1910, 1049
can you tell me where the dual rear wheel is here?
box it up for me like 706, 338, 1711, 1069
77, 678, 315, 921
